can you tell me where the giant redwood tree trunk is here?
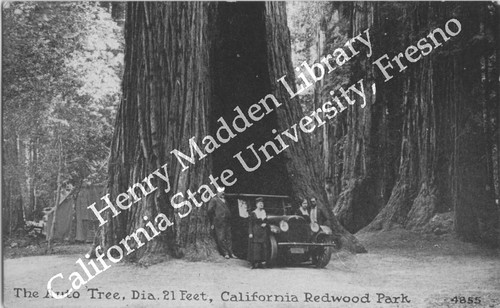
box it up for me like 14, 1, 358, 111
315, 2, 498, 246
364, 3, 443, 231
99, 2, 365, 262
363, 3, 498, 245
322, 3, 392, 234
100, 2, 217, 261
451, 4, 498, 245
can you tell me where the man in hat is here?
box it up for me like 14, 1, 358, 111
208, 187, 236, 259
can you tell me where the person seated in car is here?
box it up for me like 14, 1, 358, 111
248, 197, 269, 269
295, 198, 311, 223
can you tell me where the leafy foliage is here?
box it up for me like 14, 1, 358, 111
2, 2, 123, 220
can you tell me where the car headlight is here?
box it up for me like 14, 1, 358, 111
279, 220, 289, 232
310, 222, 320, 233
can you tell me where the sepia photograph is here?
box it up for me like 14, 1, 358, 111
2, 1, 500, 307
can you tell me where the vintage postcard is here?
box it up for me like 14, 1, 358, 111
2, 1, 500, 307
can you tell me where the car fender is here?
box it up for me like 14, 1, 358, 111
270, 225, 281, 234
319, 225, 332, 235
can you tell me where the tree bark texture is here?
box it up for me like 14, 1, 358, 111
101, 2, 217, 261
316, 3, 498, 246
322, 3, 392, 234
357, 3, 498, 245
100, 2, 366, 261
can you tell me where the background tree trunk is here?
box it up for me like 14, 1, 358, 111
452, 4, 498, 245
363, 3, 498, 245
310, 2, 498, 246
2, 137, 25, 234
321, 3, 391, 234
48, 131, 63, 253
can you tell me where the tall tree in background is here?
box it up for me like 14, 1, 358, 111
321, 3, 394, 233
311, 2, 498, 245
364, 3, 498, 246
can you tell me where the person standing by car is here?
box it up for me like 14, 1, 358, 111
208, 187, 237, 259
248, 197, 269, 269
295, 198, 311, 223
309, 197, 330, 225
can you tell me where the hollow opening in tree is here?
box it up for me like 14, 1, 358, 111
211, 2, 292, 197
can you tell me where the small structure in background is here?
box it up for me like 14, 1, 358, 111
44, 185, 105, 243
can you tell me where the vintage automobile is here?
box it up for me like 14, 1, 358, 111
226, 193, 339, 268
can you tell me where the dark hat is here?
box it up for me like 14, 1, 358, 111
256, 197, 264, 202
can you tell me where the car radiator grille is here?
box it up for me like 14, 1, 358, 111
286, 217, 309, 243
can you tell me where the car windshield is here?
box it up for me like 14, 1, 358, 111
261, 199, 286, 216
225, 194, 291, 216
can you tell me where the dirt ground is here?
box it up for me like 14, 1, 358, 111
3, 229, 500, 308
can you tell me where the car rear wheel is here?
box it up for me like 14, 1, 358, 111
266, 234, 278, 268
312, 235, 332, 268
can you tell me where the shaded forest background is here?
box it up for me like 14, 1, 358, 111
2, 2, 499, 258
288, 2, 500, 247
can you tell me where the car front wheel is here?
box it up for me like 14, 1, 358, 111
312, 235, 332, 268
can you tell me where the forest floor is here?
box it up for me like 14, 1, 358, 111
3, 228, 500, 308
